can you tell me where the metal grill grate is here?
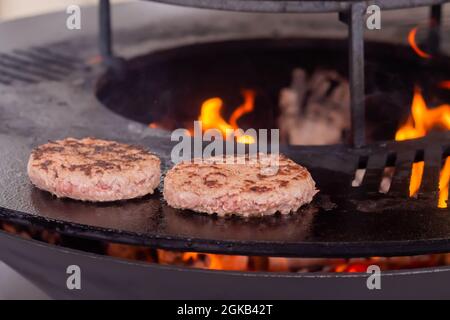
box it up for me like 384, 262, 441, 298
0, 46, 83, 85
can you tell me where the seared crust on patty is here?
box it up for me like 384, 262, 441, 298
27, 137, 160, 202
163, 154, 318, 217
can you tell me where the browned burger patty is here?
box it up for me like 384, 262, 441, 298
27, 138, 160, 202
163, 154, 318, 217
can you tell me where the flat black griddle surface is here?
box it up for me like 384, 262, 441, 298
0, 90, 449, 258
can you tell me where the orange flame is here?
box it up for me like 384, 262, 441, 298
408, 27, 431, 59
229, 90, 255, 128
181, 252, 248, 271
199, 97, 234, 133
396, 87, 450, 141
395, 87, 450, 206
198, 90, 256, 144
182, 252, 201, 263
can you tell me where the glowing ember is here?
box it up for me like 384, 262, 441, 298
395, 87, 450, 206
182, 252, 200, 263
408, 27, 431, 59
198, 90, 256, 144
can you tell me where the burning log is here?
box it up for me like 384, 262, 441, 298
278, 68, 350, 145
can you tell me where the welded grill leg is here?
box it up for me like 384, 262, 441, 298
99, 0, 113, 64
348, 3, 366, 148
429, 4, 442, 54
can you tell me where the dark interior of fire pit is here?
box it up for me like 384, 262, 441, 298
96, 38, 450, 143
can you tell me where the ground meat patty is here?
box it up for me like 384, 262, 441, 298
163, 154, 318, 217
27, 137, 160, 202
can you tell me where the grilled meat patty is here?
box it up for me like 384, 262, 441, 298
163, 154, 318, 217
27, 137, 160, 202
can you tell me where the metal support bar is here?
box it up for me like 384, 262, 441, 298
429, 4, 442, 54
348, 3, 366, 148
99, 0, 113, 64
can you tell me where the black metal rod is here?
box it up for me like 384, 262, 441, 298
99, 0, 113, 61
429, 4, 442, 54
348, 3, 366, 148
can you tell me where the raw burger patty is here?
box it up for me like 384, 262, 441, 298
163, 154, 318, 217
27, 137, 161, 202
